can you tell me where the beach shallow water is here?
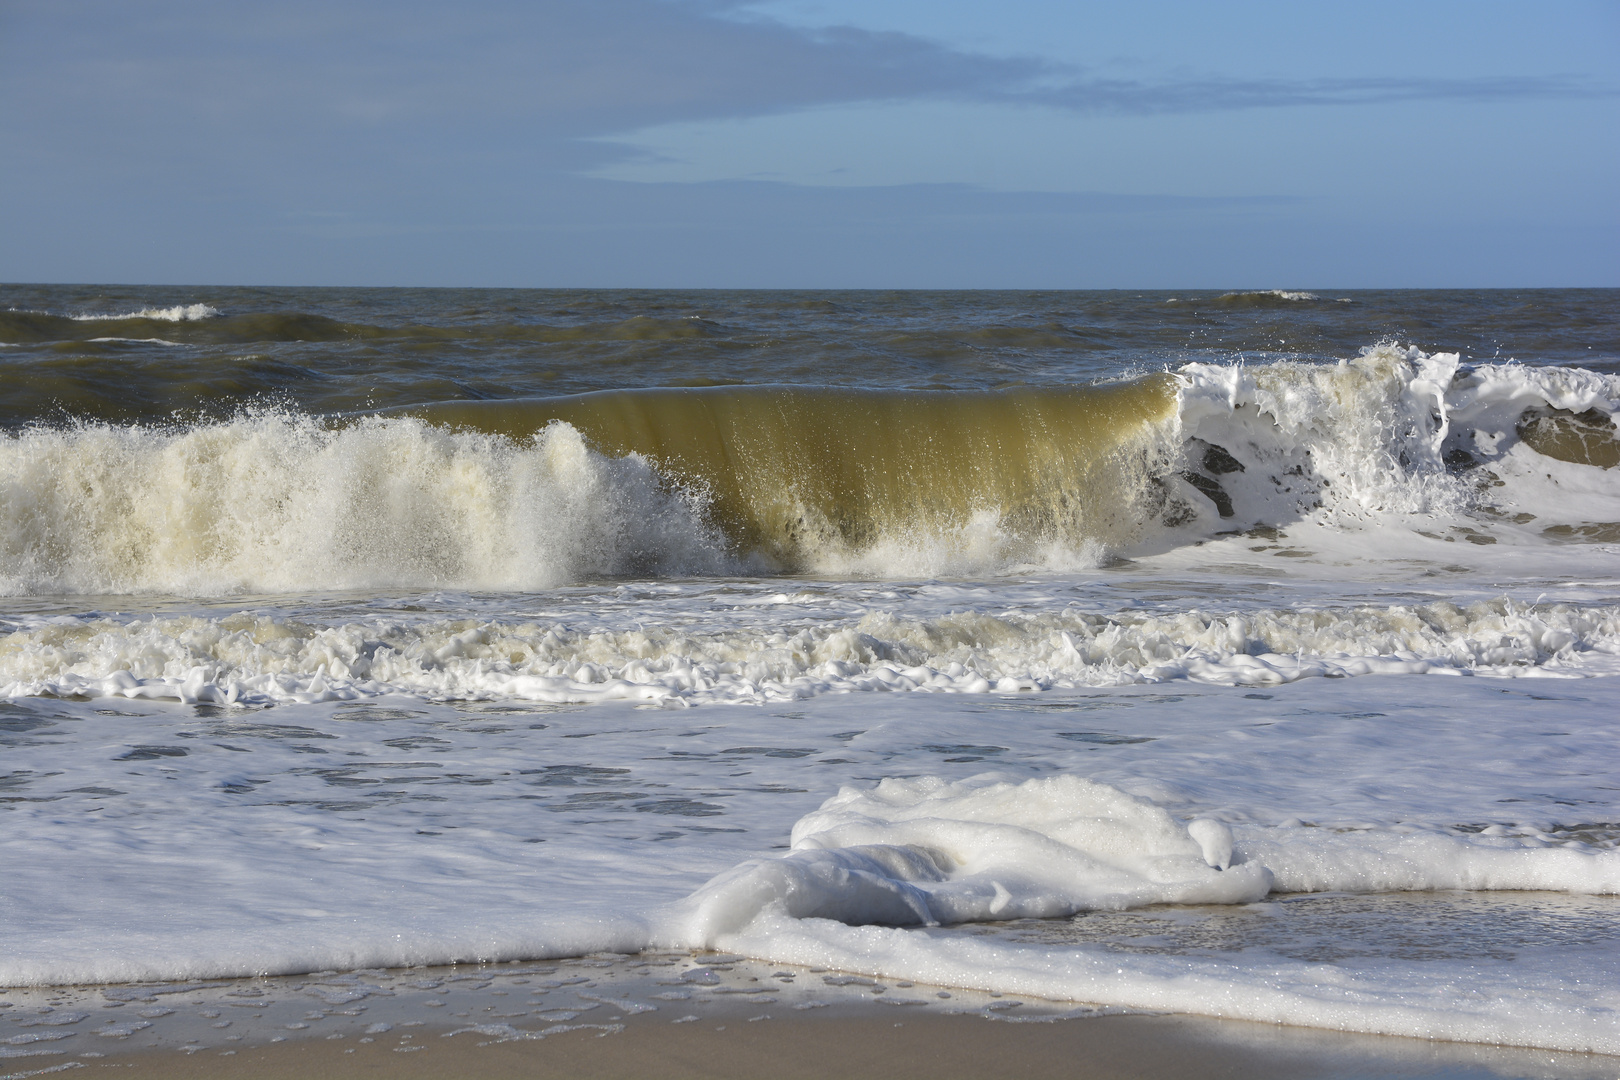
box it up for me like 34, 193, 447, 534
3, 940, 1617, 1080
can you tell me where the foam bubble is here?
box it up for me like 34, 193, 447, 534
662, 776, 1274, 942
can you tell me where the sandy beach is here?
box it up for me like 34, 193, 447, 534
88, 1013, 1620, 1080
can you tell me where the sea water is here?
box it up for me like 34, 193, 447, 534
2, 286, 1618, 1054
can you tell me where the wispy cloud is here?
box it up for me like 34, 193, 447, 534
1019, 72, 1608, 114
7, 0, 1607, 152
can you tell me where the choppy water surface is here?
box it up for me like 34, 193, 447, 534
3, 285, 1619, 1059
3, 286, 1615, 425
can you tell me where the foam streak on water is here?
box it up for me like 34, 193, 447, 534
3, 598, 1619, 706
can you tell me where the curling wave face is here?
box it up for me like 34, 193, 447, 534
0, 380, 1177, 593
398, 379, 1176, 572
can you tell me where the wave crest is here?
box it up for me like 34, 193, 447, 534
0, 413, 726, 596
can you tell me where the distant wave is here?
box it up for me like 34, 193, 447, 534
1230, 289, 1320, 301
71, 303, 220, 322
1211, 290, 1324, 306
1163, 290, 1354, 307
0, 308, 739, 347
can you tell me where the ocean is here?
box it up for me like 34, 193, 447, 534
2, 286, 1618, 1055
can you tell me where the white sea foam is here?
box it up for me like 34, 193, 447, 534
1176, 347, 1471, 522
5, 599, 1617, 705
683, 772, 1620, 1053
0, 413, 728, 597
5, 680, 1618, 1051
712, 908, 1620, 1054
1162, 347, 1620, 577
662, 776, 1276, 939
69, 303, 219, 322
669, 774, 1619, 943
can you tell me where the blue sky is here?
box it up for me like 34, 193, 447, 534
2, 0, 1615, 287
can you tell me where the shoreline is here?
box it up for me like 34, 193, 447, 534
85, 1012, 1620, 1080
4, 951, 1616, 1080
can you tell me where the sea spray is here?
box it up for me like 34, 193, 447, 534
0, 412, 728, 595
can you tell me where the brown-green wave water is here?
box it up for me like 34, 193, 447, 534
401, 380, 1177, 566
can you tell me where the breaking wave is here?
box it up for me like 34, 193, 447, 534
0, 415, 728, 596
1, 346, 1618, 597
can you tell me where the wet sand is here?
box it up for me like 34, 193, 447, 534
3, 950, 1616, 1080
78, 1012, 1620, 1080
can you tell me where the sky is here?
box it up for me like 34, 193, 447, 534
1, 0, 1616, 288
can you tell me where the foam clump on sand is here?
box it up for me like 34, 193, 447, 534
656, 773, 1620, 1054
665, 773, 1620, 947
663, 776, 1271, 940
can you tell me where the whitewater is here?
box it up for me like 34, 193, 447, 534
2, 286, 1618, 1056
